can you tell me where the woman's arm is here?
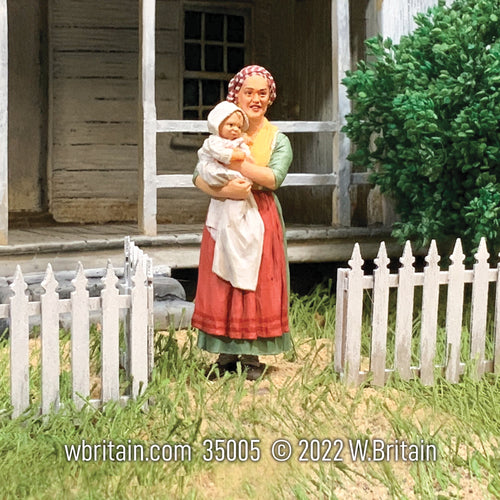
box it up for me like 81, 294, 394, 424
228, 133, 293, 191
194, 175, 252, 200
230, 158, 277, 190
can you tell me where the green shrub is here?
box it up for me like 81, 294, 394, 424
342, 0, 500, 253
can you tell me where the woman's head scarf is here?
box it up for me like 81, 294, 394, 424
226, 65, 276, 105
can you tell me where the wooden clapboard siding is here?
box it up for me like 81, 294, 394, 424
53, 170, 137, 197
50, 196, 209, 224
51, 27, 178, 54
52, 146, 138, 171
50, 0, 182, 223
52, 142, 196, 173
53, 53, 176, 79
376, 0, 454, 44
53, 79, 139, 120
52, 0, 178, 28
52, 168, 207, 198
52, 53, 136, 79
52, 80, 176, 144
54, 122, 137, 146
52, 0, 140, 27
51, 199, 137, 223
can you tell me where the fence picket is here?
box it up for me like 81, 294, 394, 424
130, 261, 148, 397
101, 261, 120, 402
394, 241, 415, 380
334, 268, 349, 373
371, 242, 390, 385
344, 243, 364, 385
445, 239, 465, 383
40, 265, 61, 413
71, 263, 90, 409
420, 241, 441, 385
470, 238, 490, 379
146, 257, 155, 378
9, 266, 30, 418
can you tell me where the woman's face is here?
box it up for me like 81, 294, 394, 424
235, 75, 271, 121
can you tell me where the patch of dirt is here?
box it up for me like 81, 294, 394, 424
168, 330, 495, 500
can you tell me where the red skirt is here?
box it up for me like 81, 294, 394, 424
192, 191, 289, 340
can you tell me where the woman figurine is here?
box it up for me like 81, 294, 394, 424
192, 65, 293, 381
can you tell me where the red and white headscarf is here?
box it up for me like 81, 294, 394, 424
226, 65, 277, 105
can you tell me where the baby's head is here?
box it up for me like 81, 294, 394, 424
207, 101, 249, 138
219, 111, 245, 140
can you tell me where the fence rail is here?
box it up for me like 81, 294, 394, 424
335, 238, 500, 386
5, 239, 153, 418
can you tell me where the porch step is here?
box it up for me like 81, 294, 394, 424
0, 223, 397, 276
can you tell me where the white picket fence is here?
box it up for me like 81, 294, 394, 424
5, 238, 154, 417
334, 238, 500, 386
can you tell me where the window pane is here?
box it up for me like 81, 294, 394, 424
185, 11, 201, 40
205, 45, 223, 72
227, 47, 245, 74
183, 109, 199, 120
183, 10, 248, 121
185, 43, 201, 71
183, 79, 199, 107
202, 79, 220, 106
205, 13, 224, 41
227, 15, 244, 43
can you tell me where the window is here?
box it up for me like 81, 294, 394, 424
183, 9, 248, 120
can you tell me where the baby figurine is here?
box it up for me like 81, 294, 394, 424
196, 101, 264, 291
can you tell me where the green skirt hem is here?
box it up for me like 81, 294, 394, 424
197, 330, 292, 356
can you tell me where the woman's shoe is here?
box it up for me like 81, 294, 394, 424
244, 363, 267, 381
205, 361, 238, 380
206, 353, 239, 380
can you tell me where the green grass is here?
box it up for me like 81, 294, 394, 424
0, 283, 498, 499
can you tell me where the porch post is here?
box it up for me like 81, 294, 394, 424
0, 0, 7, 244
138, 0, 157, 236
332, 0, 351, 227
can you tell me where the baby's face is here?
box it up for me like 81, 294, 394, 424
219, 112, 244, 140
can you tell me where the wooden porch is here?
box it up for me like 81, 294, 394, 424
0, 222, 396, 276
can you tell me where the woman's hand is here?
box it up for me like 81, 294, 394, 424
221, 178, 252, 199
227, 158, 276, 190
194, 176, 251, 200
